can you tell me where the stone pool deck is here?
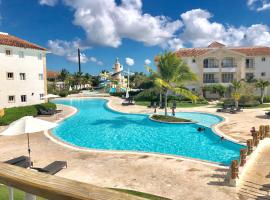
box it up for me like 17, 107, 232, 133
0, 96, 270, 200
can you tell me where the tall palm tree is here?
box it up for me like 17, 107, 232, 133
256, 80, 270, 104
146, 52, 198, 116
230, 80, 242, 109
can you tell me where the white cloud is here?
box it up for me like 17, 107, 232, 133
247, 0, 270, 11
144, 59, 151, 65
39, 0, 59, 6
48, 39, 103, 65
125, 57, 135, 66
55, 0, 182, 48
178, 9, 270, 47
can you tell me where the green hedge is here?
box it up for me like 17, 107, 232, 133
0, 102, 56, 126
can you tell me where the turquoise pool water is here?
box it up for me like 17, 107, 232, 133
52, 99, 243, 165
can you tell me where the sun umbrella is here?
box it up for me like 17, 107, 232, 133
0, 116, 58, 167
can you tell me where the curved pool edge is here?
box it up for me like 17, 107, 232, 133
44, 129, 228, 168
52, 96, 246, 146
45, 97, 244, 166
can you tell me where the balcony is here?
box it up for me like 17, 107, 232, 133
222, 78, 234, 83
221, 67, 236, 73
0, 162, 142, 200
203, 78, 219, 84
203, 68, 220, 73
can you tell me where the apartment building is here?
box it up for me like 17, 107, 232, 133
0, 32, 47, 108
175, 41, 270, 95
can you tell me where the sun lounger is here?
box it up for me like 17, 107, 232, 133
4, 156, 32, 168
34, 161, 67, 175
266, 112, 270, 118
38, 108, 55, 115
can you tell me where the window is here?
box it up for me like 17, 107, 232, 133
261, 72, 266, 77
8, 96, 15, 103
38, 73, 44, 80
40, 94, 44, 100
203, 58, 218, 68
246, 58, 254, 68
7, 72, 14, 80
21, 95, 27, 102
262, 57, 266, 62
203, 73, 217, 83
192, 59, 196, 63
18, 51, 24, 58
38, 53, 42, 60
246, 73, 254, 80
5, 49, 11, 56
222, 73, 234, 83
222, 57, 235, 68
20, 73, 26, 80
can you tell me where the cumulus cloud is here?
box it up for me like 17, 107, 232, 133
52, 0, 182, 48
42, 1, 270, 52
247, 0, 270, 11
144, 59, 151, 65
125, 57, 135, 66
39, 0, 59, 6
48, 39, 103, 65
178, 9, 270, 47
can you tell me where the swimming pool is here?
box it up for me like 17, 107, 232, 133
52, 99, 243, 165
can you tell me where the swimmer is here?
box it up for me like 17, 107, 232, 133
197, 127, 205, 132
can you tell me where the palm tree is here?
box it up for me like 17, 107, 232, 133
230, 80, 242, 109
58, 69, 69, 82
146, 52, 198, 116
256, 80, 270, 104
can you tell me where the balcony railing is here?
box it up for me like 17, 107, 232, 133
222, 78, 234, 83
203, 78, 219, 83
0, 162, 144, 200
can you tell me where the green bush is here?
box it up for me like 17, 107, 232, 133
59, 91, 68, 97
0, 103, 56, 126
134, 88, 160, 102
222, 97, 260, 108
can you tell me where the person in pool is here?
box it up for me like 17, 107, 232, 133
197, 127, 205, 132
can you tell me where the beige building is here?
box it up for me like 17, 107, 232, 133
175, 41, 270, 96
0, 32, 47, 108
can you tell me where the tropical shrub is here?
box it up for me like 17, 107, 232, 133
0, 102, 56, 125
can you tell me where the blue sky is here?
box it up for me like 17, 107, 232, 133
1, 0, 270, 75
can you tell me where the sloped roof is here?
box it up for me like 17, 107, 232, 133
0, 33, 46, 51
47, 71, 59, 79
175, 42, 270, 57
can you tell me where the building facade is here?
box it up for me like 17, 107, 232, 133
175, 42, 270, 96
0, 33, 47, 108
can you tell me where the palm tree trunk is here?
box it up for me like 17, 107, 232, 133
261, 87, 264, 104
164, 90, 168, 116
159, 90, 162, 107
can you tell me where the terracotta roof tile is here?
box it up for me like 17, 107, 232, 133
47, 71, 59, 79
175, 44, 270, 57
0, 33, 46, 51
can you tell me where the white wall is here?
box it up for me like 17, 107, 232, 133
0, 45, 46, 108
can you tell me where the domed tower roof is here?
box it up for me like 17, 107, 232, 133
208, 41, 226, 48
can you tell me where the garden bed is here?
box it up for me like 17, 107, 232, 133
149, 114, 194, 124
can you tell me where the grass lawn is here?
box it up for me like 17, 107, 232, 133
135, 101, 208, 108
0, 185, 44, 200
210, 103, 270, 109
